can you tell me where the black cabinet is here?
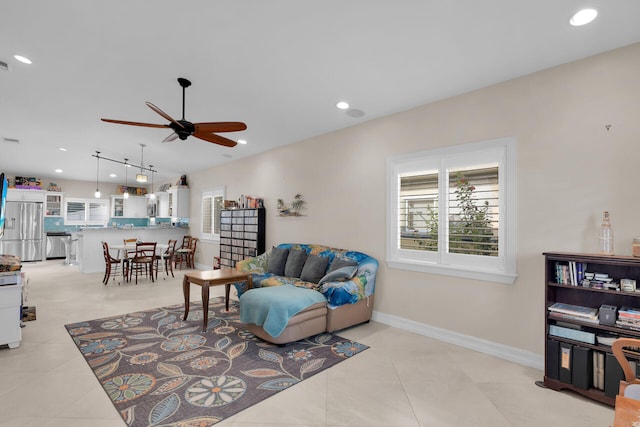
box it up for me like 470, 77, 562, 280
219, 208, 266, 268
543, 252, 640, 406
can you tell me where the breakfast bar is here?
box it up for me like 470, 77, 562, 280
76, 227, 189, 274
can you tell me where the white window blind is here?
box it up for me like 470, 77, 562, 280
201, 188, 224, 241
387, 137, 517, 284
64, 198, 108, 226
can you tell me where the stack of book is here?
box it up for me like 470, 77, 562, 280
582, 272, 619, 290
548, 302, 599, 324
617, 307, 640, 330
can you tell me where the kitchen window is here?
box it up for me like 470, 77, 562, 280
386, 137, 517, 284
64, 198, 109, 226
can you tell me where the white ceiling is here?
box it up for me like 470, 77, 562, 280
1, 1, 640, 186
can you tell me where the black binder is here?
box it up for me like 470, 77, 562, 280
605, 352, 625, 397
546, 339, 560, 380
559, 342, 572, 384
571, 345, 593, 389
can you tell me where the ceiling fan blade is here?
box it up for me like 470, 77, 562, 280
162, 132, 179, 143
194, 122, 247, 133
146, 102, 185, 129
193, 131, 238, 147
101, 118, 169, 129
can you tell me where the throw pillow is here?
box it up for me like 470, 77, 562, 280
284, 249, 307, 278
328, 256, 357, 273
267, 247, 289, 276
300, 255, 330, 283
318, 265, 358, 285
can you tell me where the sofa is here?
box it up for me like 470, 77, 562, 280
235, 243, 378, 344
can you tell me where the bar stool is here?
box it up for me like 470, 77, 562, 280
63, 236, 78, 266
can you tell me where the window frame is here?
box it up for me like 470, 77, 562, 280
200, 187, 225, 242
386, 137, 517, 284
64, 197, 109, 226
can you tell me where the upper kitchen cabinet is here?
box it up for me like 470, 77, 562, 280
157, 192, 169, 218
167, 187, 189, 218
7, 189, 45, 202
111, 195, 148, 218
45, 192, 63, 216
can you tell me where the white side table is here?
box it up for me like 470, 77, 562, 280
0, 280, 23, 349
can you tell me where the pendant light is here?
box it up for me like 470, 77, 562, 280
123, 158, 130, 199
94, 151, 101, 198
148, 165, 155, 200
136, 143, 148, 183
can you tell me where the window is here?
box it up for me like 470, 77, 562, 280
201, 187, 224, 241
64, 198, 109, 226
387, 137, 517, 284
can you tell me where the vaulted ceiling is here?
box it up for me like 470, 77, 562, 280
2, 1, 639, 185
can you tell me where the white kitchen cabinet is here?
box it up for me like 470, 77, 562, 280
7, 189, 45, 202
156, 192, 169, 217
45, 192, 64, 216
111, 196, 148, 218
167, 187, 190, 218
0, 280, 23, 349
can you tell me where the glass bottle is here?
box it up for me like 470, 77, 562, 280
599, 211, 614, 255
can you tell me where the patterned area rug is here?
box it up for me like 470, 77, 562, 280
65, 297, 368, 427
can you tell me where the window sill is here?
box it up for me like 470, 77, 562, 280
386, 258, 517, 284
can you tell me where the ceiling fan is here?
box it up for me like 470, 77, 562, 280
101, 77, 247, 147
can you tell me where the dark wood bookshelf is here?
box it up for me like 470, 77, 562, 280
543, 252, 640, 407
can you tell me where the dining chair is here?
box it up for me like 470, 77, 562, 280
129, 242, 157, 284
123, 238, 138, 260
175, 237, 198, 269
156, 239, 177, 279
101, 241, 125, 285
612, 338, 640, 398
175, 236, 193, 269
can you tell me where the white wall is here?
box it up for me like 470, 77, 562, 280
189, 43, 640, 358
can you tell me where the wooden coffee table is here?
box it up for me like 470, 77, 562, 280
182, 269, 253, 332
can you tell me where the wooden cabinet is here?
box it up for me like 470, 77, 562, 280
45, 192, 63, 216
219, 208, 265, 268
543, 252, 640, 406
111, 195, 147, 218
167, 187, 190, 218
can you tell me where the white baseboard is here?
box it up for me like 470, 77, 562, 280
371, 310, 544, 371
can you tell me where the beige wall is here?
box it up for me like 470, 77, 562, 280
189, 43, 640, 358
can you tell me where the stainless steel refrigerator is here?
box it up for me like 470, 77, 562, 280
0, 201, 44, 261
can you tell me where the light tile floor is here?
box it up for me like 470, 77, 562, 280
0, 260, 614, 426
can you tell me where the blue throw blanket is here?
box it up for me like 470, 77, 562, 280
239, 285, 327, 337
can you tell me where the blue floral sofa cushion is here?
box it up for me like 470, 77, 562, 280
235, 243, 378, 308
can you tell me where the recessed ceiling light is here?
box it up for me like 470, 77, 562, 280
59, 147, 67, 152
110, 173, 117, 178
336, 101, 349, 110
238, 139, 247, 145
14, 54, 32, 64
55, 169, 63, 173
570, 8, 598, 26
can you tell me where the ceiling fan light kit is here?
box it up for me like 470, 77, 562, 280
101, 77, 247, 147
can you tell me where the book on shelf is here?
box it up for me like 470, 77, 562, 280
620, 307, 640, 317
592, 351, 605, 390
555, 262, 588, 286
549, 312, 599, 325
615, 320, 640, 331
549, 325, 596, 344
548, 302, 598, 319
